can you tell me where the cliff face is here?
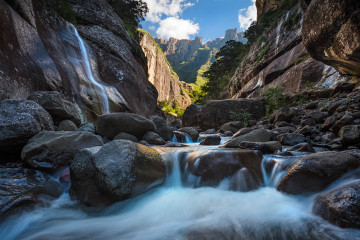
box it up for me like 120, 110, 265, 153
139, 30, 191, 109
229, 2, 349, 99
0, 0, 158, 121
256, 0, 282, 17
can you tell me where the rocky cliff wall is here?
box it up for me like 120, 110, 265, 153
229, 2, 349, 99
0, 0, 158, 122
139, 30, 191, 109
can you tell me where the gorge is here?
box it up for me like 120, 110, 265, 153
1, 0, 360, 240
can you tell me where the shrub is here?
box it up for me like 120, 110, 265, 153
263, 86, 288, 117
229, 110, 253, 126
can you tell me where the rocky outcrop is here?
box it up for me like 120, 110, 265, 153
302, 0, 360, 76
256, 0, 282, 17
0, 0, 158, 122
70, 140, 165, 207
198, 99, 266, 130
139, 30, 191, 109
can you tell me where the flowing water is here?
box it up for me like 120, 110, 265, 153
1, 143, 360, 240
71, 24, 110, 114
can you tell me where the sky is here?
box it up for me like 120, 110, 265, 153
141, 0, 257, 42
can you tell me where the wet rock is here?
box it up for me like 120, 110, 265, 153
170, 119, 182, 129
182, 104, 202, 127
173, 131, 187, 142
70, 140, 165, 207
224, 131, 234, 137
273, 126, 297, 134
198, 99, 265, 130
96, 113, 156, 139
239, 141, 282, 154
200, 135, 221, 146
179, 127, 199, 142
333, 82, 356, 95
277, 133, 306, 146
331, 113, 353, 134
186, 150, 263, 185
164, 142, 184, 147
21, 131, 103, 171
78, 123, 96, 134
140, 140, 150, 146
143, 131, 165, 145
297, 125, 312, 135
57, 120, 77, 131
313, 180, 360, 229
0, 100, 54, 159
223, 129, 275, 148
0, 167, 63, 216
28, 91, 81, 125
202, 129, 216, 134
59, 168, 71, 184
114, 132, 138, 142
229, 168, 260, 192
220, 121, 244, 134
287, 143, 315, 153
305, 100, 320, 109
233, 128, 253, 138
277, 150, 360, 194
150, 115, 174, 141
340, 125, 360, 146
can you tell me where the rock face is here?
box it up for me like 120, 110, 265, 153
0, 100, 54, 159
302, 0, 360, 76
21, 131, 104, 171
277, 151, 360, 194
0, 167, 63, 216
313, 180, 360, 229
198, 99, 266, 130
139, 30, 191, 109
229, 3, 348, 99
0, 0, 158, 121
70, 140, 165, 207
96, 113, 156, 139
182, 104, 202, 127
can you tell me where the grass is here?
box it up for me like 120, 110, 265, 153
295, 54, 311, 65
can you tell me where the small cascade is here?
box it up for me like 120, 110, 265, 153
70, 24, 110, 114
185, 134, 194, 143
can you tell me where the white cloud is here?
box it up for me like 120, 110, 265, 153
144, 0, 195, 23
156, 17, 199, 39
148, 25, 156, 31
238, 0, 257, 30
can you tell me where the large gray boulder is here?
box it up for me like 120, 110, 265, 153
239, 141, 282, 154
277, 150, 360, 194
150, 115, 174, 141
143, 131, 165, 145
28, 91, 82, 125
0, 100, 54, 158
277, 133, 306, 146
340, 125, 360, 146
21, 131, 103, 171
221, 129, 275, 148
179, 127, 199, 142
182, 104, 202, 127
70, 140, 165, 206
96, 113, 156, 139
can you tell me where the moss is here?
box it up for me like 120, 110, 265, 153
54, 0, 78, 25
295, 54, 310, 65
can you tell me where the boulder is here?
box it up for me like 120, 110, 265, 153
78, 123, 96, 134
321, 116, 337, 131
271, 107, 298, 123
149, 115, 174, 141
143, 131, 165, 145
200, 135, 221, 146
202, 129, 216, 134
302, 0, 360, 76
277, 133, 306, 146
222, 129, 275, 148
27, 91, 81, 125
232, 128, 253, 138
114, 132, 138, 142
182, 104, 202, 127
220, 121, 244, 134
313, 180, 360, 229
277, 150, 360, 194
300, 118, 316, 127
239, 141, 282, 154
21, 131, 103, 171
198, 99, 266, 130
173, 131, 187, 143
331, 113, 354, 134
70, 140, 165, 206
179, 127, 199, 142
0, 167, 63, 216
340, 125, 360, 146
57, 120, 77, 131
96, 113, 156, 139
186, 150, 263, 185
0, 100, 54, 159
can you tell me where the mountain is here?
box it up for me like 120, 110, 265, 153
138, 30, 191, 110
155, 28, 246, 87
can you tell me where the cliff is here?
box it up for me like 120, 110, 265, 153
0, 0, 158, 121
138, 30, 191, 109
229, 1, 350, 99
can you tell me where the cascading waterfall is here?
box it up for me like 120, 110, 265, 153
70, 24, 110, 114
1, 143, 360, 240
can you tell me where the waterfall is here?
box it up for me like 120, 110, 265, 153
70, 24, 110, 114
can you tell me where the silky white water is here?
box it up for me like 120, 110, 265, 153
1, 146, 360, 240
71, 24, 110, 114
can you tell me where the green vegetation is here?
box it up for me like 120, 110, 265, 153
229, 110, 253, 126
158, 100, 184, 118
304, 81, 314, 88
295, 54, 311, 65
53, 0, 78, 24
255, 40, 273, 66
263, 86, 288, 117
283, 13, 302, 31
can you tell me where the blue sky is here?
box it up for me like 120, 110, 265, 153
141, 0, 256, 41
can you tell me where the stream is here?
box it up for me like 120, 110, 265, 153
1, 140, 360, 240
